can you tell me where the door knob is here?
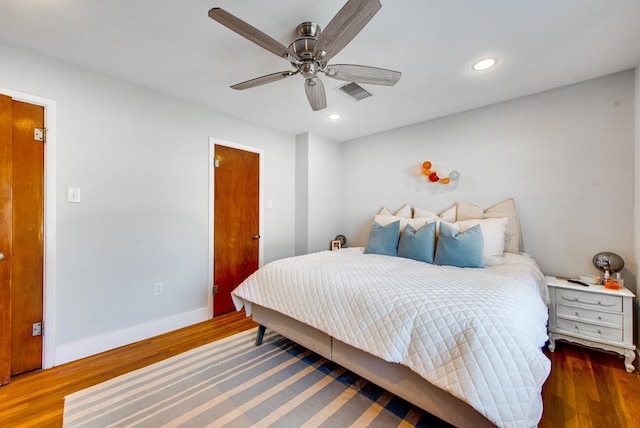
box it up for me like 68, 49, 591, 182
0, 253, 4, 260
252, 235, 260, 240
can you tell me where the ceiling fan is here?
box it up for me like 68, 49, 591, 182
208, 0, 401, 111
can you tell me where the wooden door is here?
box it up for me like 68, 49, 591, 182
213, 145, 259, 315
0, 95, 12, 385
0, 95, 45, 383
11, 100, 44, 375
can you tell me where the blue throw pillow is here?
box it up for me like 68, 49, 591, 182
364, 221, 400, 256
434, 223, 485, 268
398, 222, 436, 263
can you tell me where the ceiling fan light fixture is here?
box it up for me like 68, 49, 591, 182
472, 58, 497, 71
300, 62, 318, 79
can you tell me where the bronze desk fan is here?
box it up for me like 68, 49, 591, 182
208, 0, 401, 111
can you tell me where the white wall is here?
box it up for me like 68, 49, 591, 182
0, 42, 296, 365
341, 70, 635, 281
295, 134, 309, 255
295, 132, 342, 254
308, 133, 342, 252
634, 65, 640, 346
635, 65, 640, 284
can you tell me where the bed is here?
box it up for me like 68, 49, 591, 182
231, 201, 551, 427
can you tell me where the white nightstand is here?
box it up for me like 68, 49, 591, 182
546, 275, 636, 372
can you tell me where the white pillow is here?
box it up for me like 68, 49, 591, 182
395, 204, 412, 218
374, 214, 433, 232
413, 206, 438, 219
456, 199, 521, 253
378, 207, 392, 216
378, 204, 412, 218
413, 205, 456, 222
455, 217, 508, 265
439, 205, 457, 222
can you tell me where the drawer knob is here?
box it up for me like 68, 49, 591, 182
597, 315, 602, 320
597, 329, 602, 334
574, 324, 579, 329
575, 311, 579, 316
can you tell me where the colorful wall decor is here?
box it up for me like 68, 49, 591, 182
411, 160, 460, 185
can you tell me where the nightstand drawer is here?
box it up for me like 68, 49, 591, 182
556, 304, 623, 327
556, 317, 622, 342
557, 289, 622, 311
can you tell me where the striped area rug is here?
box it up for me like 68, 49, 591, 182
63, 328, 452, 427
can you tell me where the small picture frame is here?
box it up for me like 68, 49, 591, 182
330, 240, 342, 251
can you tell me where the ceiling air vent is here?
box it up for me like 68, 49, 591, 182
335, 82, 372, 102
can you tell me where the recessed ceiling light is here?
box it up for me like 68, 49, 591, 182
327, 113, 341, 121
472, 58, 497, 71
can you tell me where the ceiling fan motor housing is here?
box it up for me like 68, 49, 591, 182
289, 36, 317, 60
290, 22, 324, 78
297, 22, 321, 38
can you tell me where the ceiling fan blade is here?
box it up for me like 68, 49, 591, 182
208, 8, 290, 59
304, 78, 327, 111
324, 64, 401, 86
231, 71, 298, 90
313, 0, 381, 61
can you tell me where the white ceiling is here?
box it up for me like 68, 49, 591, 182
1, 0, 639, 141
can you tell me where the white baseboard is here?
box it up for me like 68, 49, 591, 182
53, 307, 210, 366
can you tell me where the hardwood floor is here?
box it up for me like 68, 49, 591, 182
0, 310, 257, 427
1, 311, 638, 427
540, 342, 640, 428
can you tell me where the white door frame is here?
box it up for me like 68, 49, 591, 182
208, 137, 264, 316
1, 87, 57, 369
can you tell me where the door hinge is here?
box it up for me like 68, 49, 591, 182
213, 285, 219, 296
34, 128, 46, 142
32, 322, 42, 336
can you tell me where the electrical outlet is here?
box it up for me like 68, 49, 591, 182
154, 283, 164, 295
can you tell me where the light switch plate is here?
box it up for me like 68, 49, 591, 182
67, 186, 81, 203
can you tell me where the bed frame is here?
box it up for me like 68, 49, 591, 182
252, 304, 496, 428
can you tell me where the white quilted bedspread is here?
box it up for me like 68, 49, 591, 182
232, 248, 551, 428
